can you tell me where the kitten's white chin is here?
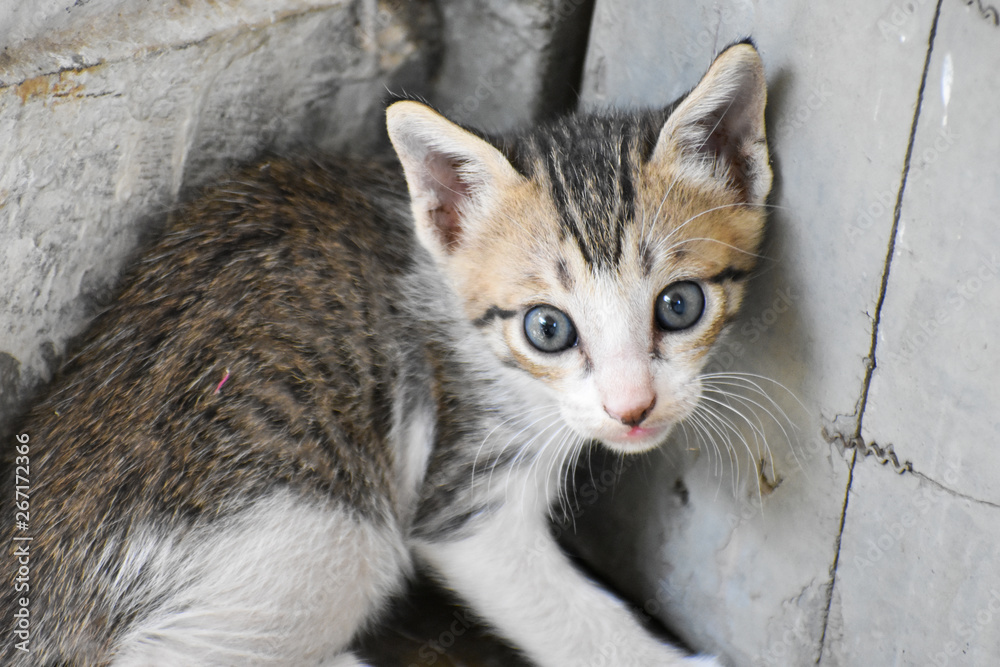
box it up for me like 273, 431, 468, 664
598, 422, 675, 454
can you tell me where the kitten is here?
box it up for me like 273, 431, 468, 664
2, 42, 770, 666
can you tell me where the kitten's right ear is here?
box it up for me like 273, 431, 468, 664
386, 101, 524, 258
652, 42, 771, 206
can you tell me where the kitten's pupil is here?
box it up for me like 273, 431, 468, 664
655, 282, 705, 331
524, 305, 577, 353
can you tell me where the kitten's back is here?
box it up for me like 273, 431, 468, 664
3, 157, 418, 664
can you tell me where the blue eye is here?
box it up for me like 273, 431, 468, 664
524, 305, 577, 353
655, 281, 705, 331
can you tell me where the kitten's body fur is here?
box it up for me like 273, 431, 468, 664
2, 44, 771, 665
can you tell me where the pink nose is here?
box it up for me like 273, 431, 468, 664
604, 395, 656, 427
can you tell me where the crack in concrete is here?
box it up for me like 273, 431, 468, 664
823, 432, 1000, 510
910, 469, 1000, 510
814, 446, 854, 664
0, 5, 337, 92
820, 428, 1000, 514
815, 1, 946, 662
823, 428, 912, 474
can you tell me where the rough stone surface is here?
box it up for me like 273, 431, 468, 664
565, 1, 992, 665
862, 1, 1000, 505
0, 1, 355, 86
0, 0, 437, 438
826, 464, 1000, 666
835, 2, 1000, 664
430, 0, 594, 129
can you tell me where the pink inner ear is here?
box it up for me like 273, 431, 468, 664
678, 82, 761, 204
423, 153, 471, 250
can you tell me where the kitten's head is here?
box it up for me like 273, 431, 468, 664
388, 43, 770, 453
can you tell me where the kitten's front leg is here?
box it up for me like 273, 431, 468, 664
417, 503, 720, 667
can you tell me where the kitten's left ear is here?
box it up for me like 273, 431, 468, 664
653, 42, 771, 206
386, 101, 524, 258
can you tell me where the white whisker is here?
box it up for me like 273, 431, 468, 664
480, 406, 563, 499
473, 404, 561, 489
687, 404, 740, 496
695, 400, 754, 497
701, 378, 806, 478
697, 395, 767, 513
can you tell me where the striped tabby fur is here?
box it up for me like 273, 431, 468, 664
2, 43, 770, 665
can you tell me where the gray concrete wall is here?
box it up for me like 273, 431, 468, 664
0, 0, 439, 437
3, 2, 999, 666
432, 0, 594, 129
